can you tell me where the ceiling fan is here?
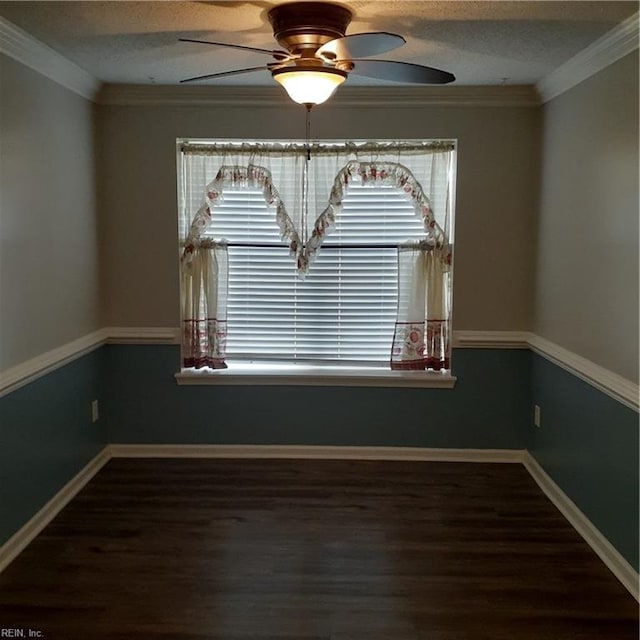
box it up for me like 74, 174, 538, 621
179, 1, 455, 106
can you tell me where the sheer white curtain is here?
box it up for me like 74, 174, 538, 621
180, 141, 453, 271
180, 144, 306, 265
303, 142, 453, 268
383, 147, 454, 372
179, 145, 307, 369
178, 140, 455, 370
181, 239, 228, 369
307, 144, 454, 371
390, 243, 451, 370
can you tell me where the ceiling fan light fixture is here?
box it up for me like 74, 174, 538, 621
272, 66, 347, 106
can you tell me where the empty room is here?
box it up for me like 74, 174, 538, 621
0, 1, 638, 638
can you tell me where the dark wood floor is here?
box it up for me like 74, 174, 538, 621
0, 458, 637, 639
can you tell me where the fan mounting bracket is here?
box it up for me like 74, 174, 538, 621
268, 2, 353, 55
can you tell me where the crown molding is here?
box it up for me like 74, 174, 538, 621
333, 85, 540, 107
3, 9, 635, 108
96, 84, 287, 107
0, 17, 100, 101
96, 83, 540, 108
537, 12, 639, 103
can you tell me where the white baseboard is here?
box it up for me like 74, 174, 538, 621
523, 451, 639, 602
2, 444, 637, 602
0, 446, 111, 573
0, 444, 522, 574
108, 444, 525, 463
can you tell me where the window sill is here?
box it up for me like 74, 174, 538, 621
175, 362, 456, 388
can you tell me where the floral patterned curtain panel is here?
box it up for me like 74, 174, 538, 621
179, 155, 302, 369
390, 243, 451, 371
181, 240, 228, 369
178, 140, 455, 371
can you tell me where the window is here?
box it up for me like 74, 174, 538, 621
177, 140, 456, 384
206, 181, 430, 362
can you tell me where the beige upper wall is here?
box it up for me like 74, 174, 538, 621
0, 55, 100, 370
98, 97, 540, 332
535, 52, 639, 382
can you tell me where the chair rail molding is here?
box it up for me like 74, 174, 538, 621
452, 330, 530, 349
105, 327, 180, 345
0, 327, 178, 397
0, 329, 108, 398
528, 334, 639, 412
1, 328, 637, 411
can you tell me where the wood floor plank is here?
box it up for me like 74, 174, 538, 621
0, 458, 637, 639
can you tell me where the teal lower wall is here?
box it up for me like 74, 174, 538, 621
1, 344, 637, 575
529, 354, 639, 571
103, 345, 530, 448
0, 349, 107, 546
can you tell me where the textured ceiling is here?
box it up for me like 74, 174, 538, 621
0, 1, 637, 86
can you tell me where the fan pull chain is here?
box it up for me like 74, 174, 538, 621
302, 104, 313, 248
305, 104, 312, 161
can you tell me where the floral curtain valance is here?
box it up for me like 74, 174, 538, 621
179, 140, 455, 273
305, 160, 450, 268
182, 164, 304, 270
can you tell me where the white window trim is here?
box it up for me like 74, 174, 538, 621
177, 138, 456, 386
175, 362, 456, 388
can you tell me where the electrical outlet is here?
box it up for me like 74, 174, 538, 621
91, 400, 99, 423
534, 404, 541, 428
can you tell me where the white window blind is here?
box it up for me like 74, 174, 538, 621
203, 179, 430, 363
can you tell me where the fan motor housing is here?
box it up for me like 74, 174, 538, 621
268, 2, 353, 56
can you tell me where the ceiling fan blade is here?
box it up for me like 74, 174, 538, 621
179, 38, 291, 61
350, 59, 455, 84
316, 33, 405, 62
180, 66, 270, 83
